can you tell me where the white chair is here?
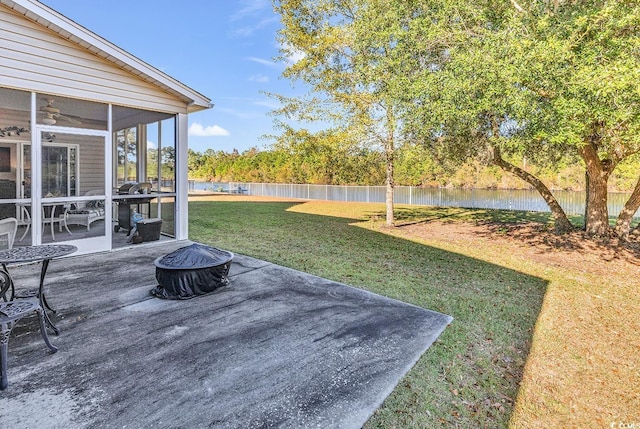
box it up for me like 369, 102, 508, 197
42, 204, 71, 241
17, 206, 31, 242
0, 218, 17, 250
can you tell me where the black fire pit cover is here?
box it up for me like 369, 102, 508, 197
151, 243, 234, 299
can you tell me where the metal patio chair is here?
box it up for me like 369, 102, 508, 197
0, 268, 58, 390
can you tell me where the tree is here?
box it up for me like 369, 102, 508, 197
513, 1, 640, 237
272, 0, 640, 239
273, 0, 409, 226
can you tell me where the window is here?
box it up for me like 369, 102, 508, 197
41, 145, 78, 197
22, 143, 79, 198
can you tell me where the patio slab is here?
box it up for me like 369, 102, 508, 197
0, 241, 452, 428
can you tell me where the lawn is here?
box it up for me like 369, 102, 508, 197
188, 195, 640, 428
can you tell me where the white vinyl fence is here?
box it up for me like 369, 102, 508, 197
189, 181, 637, 218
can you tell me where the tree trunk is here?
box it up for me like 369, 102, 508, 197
584, 171, 589, 230
385, 138, 395, 227
491, 146, 573, 233
584, 171, 610, 236
579, 143, 613, 237
384, 109, 395, 227
614, 175, 640, 240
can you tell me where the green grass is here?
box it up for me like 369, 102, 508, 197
189, 201, 547, 428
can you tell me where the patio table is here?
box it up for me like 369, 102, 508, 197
0, 244, 77, 334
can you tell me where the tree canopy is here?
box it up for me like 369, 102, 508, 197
270, 0, 640, 238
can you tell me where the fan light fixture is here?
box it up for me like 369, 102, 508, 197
41, 115, 56, 125
38, 99, 81, 125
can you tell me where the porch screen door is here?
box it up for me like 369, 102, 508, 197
33, 129, 110, 254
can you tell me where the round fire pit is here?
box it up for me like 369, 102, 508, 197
150, 243, 234, 299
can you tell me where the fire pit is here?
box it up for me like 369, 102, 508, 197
150, 243, 234, 299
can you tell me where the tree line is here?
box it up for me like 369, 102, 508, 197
188, 146, 640, 192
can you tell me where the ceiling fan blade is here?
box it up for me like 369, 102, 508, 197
57, 114, 82, 125
38, 98, 82, 125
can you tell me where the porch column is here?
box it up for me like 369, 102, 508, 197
175, 113, 188, 240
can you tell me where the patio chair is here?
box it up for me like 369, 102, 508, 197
0, 270, 58, 390
64, 190, 105, 231
0, 217, 17, 250
17, 206, 31, 242
42, 204, 72, 240
17, 204, 72, 242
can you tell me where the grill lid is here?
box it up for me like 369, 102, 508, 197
118, 183, 136, 194
118, 182, 152, 194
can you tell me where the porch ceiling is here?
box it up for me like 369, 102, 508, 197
0, 87, 176, 128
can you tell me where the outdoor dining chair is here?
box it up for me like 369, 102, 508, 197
0, 217, 17, 250
42, 204, 72, 240
17, 204, 72, 242
0, 269, 58, 390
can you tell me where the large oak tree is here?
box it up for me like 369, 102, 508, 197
401, 0, 640, 237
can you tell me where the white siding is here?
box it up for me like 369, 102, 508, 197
0, 6, 188, 114
72, 134, 105, 193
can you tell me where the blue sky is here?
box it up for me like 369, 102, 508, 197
40, 0, 300, 153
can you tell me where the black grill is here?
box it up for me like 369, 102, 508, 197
115, 182, 155, 233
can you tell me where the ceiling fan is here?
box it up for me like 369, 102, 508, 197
39, 98, 82, 125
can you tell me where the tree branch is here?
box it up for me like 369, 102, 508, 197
492, 145, 573, 233
510, 0, 526, 13
615, 175, 640, 240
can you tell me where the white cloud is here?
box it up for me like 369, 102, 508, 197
147, 140, 158, 149
232, 17, 280, 38
246, 56, 279, 68
253, 99, 281, 109
215, 107, 260, 119
189, 123, 230, 137
280, 42, 306, 65
231, 0, 270, 21
233, 26, 257, 38
286, 49, 306, 65
249, 74, 269, 83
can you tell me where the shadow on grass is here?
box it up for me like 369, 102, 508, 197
189, 200, 548, 428
365, 205, 640, 260
381, 206, 555, 225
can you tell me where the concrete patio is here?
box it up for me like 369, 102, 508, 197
0, 241, 452, 428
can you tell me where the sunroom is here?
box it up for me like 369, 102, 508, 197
0, 0, 211, 254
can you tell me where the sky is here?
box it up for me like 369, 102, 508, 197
39, 0, 301, 154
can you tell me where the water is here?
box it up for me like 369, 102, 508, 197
188, 181, 637, 218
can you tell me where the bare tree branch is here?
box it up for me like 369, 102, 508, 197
510, 0, 526, 13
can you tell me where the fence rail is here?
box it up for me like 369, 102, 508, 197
189, 180, 637, 218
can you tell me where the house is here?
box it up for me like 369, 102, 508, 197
0, 0, 211, 254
